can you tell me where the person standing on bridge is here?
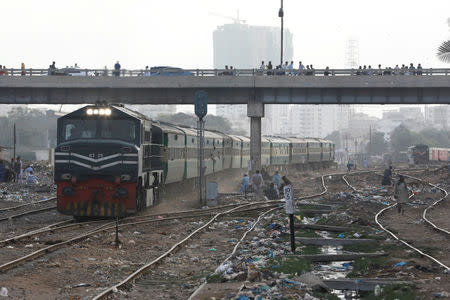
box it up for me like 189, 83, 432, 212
21, 62, 26, 76
288, 61, 294, 75
260, 61, 266, 71
394, 175, 408, 215
267, 61, 273, 75
297, 61, 304, 75
251, 170, 264, 199
114, 61, 121, 77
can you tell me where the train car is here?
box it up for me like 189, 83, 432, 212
305, 138, 322, 163
266, 137, 290, 165
317, 139, 332, 162
284, 137, 308, 165
429, 147, 450, 162
203, 131, 223, 175
229, 135, 243, 169
55, 104, 163, 218
214, 132, 233, 170
153, 122, 186, 184
179, 127, 198, 179
234, 136, 250, 169
261, 137, 271, 167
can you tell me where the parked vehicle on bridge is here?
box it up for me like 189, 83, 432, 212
55, 104, 335, 218
150, 66, 194, 76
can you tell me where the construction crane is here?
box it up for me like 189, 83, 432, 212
209, 10, 246, 24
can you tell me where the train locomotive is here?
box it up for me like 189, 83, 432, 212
55, 104, 335, 218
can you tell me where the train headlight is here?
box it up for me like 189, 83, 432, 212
105, 108, 111, 116
86, 109, 93, 115
99, 109, 105, 115
93, 109, 99, 115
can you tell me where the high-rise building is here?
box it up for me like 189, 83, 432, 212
213, 22, 293, 134
425, 105, 450, 130
213, 23, 293, 69
287, 105, 352, 138
216, 104, 249, 135
128, 105, 177, 119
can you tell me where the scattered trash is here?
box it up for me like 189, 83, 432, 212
374, 284, 382, 296
73, 283, 91, 288
0, 287, 7, 297
353, 233, 361, 238
394, 261, 406, 267
24, 244, 33, 248
208, 248, 217, 251
338, 233, 345, 238
88, 257, 96, 261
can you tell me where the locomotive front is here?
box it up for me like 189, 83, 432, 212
55, 105, 141, 217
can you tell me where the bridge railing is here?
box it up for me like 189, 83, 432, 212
1, 67, 449, 77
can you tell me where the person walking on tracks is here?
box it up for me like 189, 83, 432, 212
239, 173, 249, 196
394, 175, 408, 215
251, 170, 264, 198
382, 166, 393, 186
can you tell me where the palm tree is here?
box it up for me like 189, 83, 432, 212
437, 18, 450, 63
437, 40, 450, 63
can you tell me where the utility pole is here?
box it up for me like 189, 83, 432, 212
279, 0, 284, 66
13, 123, 16, 160
369, 125, 372, 157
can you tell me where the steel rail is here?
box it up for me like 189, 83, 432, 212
400, 174, 449, 236
93, 172, 341, 299
344, 170, 450, 272
0, 205, 57, 222
91, 202, 274, 300
188, 207, 278, 300
0, 201, 279, 274
0, 196, 56, 213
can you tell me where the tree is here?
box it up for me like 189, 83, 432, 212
366, 131, 388, 155
436, 19, 450, 62
390, 124, 423, 152
324, 131, 341, 149
156, 112, 235, 134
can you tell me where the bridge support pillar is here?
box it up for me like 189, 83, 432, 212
248, 98, 264, 174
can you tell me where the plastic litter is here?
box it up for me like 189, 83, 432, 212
0, 288, 7, 297
338, 233, 345, 238
353, 233, 361, 238
374, 284, 382, 296
394, 261, 406, 267
208, 248, 217, 251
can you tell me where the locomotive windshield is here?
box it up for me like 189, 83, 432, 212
61, 119, 138, 143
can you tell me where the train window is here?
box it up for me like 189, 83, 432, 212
174, 134, 178, 140
144, 130, 151, 142
192, 138, 195, 143
207, 140, 209, 145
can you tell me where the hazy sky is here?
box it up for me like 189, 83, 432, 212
3, 1, 449, 117
2, 0, 450, 69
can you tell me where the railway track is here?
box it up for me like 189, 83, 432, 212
0, 199, 283, 274
0, 196, 57, 222
344, 170, 450, 272
92, 172, 338, 300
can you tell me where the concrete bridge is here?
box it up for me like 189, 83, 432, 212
1, 68, 450, 171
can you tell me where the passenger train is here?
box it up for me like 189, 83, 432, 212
55, 104, 335, 218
